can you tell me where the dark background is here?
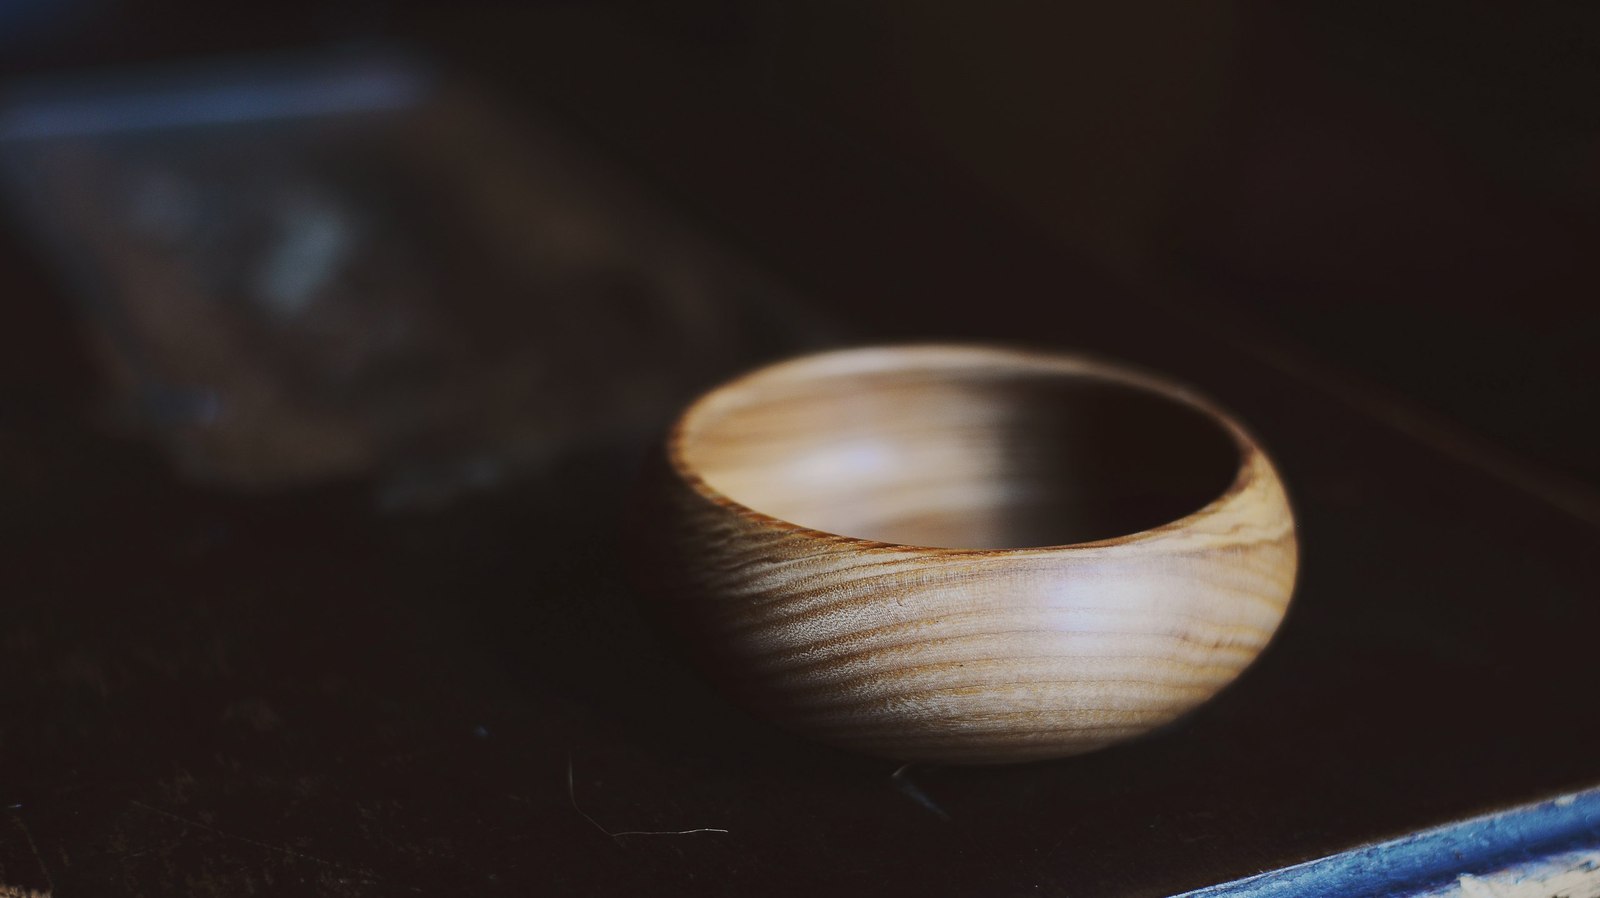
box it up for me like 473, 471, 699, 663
2, 3, 1597, 896
6, 0, 1597, 491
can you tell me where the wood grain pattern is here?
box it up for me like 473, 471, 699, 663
636, 345, 1298, 764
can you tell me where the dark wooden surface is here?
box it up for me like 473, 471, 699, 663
4, 9, 1600, 897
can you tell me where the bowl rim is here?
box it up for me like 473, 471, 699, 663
666, 342, 1272, 557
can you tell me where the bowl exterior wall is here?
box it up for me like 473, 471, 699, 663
634, 447, 1297, 765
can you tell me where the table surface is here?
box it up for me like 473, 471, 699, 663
3, 11, 1599, 897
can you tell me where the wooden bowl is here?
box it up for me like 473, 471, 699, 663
634, 345, 1297, 764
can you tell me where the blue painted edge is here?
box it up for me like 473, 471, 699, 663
1174, 786, 1600, 898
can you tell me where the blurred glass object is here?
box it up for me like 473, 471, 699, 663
0, 50, 821, 503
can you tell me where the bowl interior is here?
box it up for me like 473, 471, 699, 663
676, 350, 1242, 550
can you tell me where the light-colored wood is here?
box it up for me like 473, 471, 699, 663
636, 345, 1297, 764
